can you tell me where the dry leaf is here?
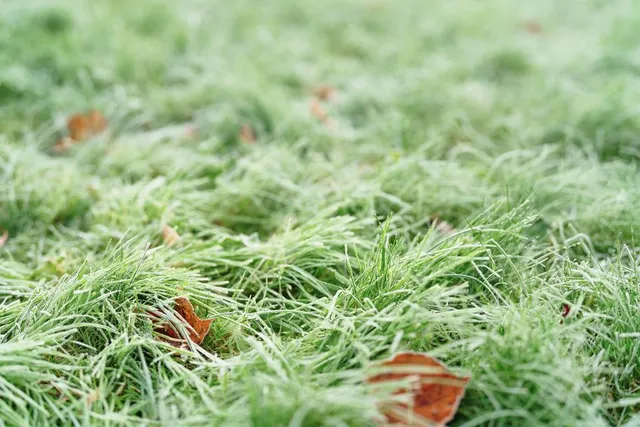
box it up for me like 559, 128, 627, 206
86, 389, 100, 405
154, 297, 213, 345
310, 99, 332, 127
522, 20, 542, 34
368, 352, 470, 426
239, 124, 256, 144
0, 230, 8, 247
162, 224, 181, 246
313, 85, 337, 102
67, 110, 108, 142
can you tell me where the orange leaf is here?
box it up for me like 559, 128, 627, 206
67, 110, 108, 142
239, 124, 256, 144
154, 297, 213, 345
0, 230, 7, 247
367, 352, 470, 426
313, 85, 337, 102
162, 224, 181, 246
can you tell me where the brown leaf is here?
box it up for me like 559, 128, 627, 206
367, 352, 470, 426
239, 124, 256, 144
67, 110, 108, 142
313, 85, 337, 102
0, 230, 7, 247
162, 224, 181, 246
310, 99, 333, 127
522, 20, 542, 35
154, 297, 213, 345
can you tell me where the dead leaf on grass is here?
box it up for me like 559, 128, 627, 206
162, 224, 181, 246
367, 352, 470, 426
239, 124, 256, 144
154, 297, 213, 345
67, 110, 108, 142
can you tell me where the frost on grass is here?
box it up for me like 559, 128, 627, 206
1, 0, 640, 425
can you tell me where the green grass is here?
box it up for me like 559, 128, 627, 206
1, 0, 640, 425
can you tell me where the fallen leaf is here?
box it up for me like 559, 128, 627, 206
562, 303, 570, 318
367, 352, 470, 426
154, 297, 213, 345
522, 20, 542, 34
86, 389, 100, 405
239, 124, 256, 144
162, 224, 181, 246
67, 110, 108, 142
0, 230, 7, 247
313, 85, 337, 102
310, 99, 333, 127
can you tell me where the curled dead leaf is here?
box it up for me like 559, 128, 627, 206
67, 110, 108, 142
367, 352, 470, 426
153, 297, 213, 345
0, 229, 8, 247
162, 224, 181, 246
239, 124, 256, 144
313, 85, 337, 102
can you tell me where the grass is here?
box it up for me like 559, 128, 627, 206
1, 0, 640, 425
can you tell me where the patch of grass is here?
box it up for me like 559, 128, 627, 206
1, 0, 640, 425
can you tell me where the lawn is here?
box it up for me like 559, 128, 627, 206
1, 0, 640, 425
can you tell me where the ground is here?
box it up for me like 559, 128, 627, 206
1, 0, 640, 425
